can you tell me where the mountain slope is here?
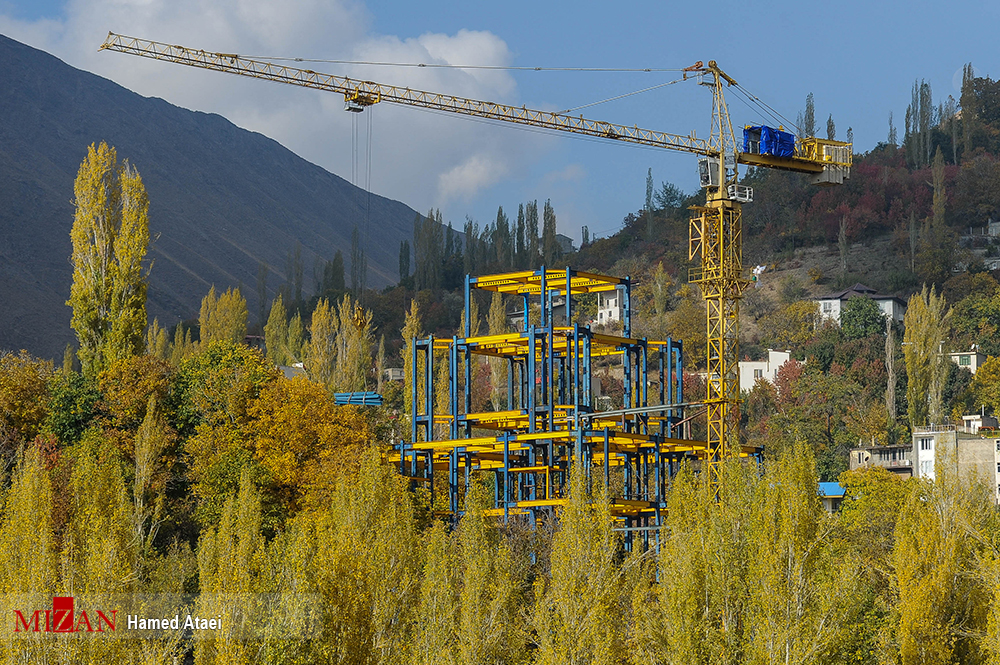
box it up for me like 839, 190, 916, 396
0, 33, 419, 360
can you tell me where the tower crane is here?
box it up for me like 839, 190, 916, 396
100, 33, 852, 480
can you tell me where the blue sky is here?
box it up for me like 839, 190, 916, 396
1, 0, 997, 243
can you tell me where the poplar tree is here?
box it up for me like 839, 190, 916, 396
803, 92, 816, 137
68, 142, 150, 376
533, 470, 629, 664
894, 461, 992, 664
402, 300, 423, 420
199, 286, 249, 345
903, 285, 951, 427
494, 206, 511, 269
526, 200, 540, 268
515, 204, 526, 269
287, 311, 306, 363
411, 523, 459, 664
333, 295, 372, 391
305, 298, 338, 388
351, 226, 366, 295
264, 294, 290, 366
915, 148, 955, 284
542, 200, 558, 266
146, 318, 170, 360
645, 167, 655, 241
826, 113, 836, 140
399, 240, 411, 282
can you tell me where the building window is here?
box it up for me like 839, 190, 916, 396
920, 460, 933, 477
822, 302, 833, 313
959, 355, 971, 366
919, 438, 933, 451
754, 369, 763, 380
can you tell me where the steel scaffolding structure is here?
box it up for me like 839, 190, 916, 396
394, 267, 746, 543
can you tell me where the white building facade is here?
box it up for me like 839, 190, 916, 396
949, 351, 987, 374
739, 349, 791, 391
596, 289, 622, 325
913, 425, 1000, 503
814, 283, 907, 326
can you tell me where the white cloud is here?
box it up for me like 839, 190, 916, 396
437, 153, 508, 203
0, 0, 546, 215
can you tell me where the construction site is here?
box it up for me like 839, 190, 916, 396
394, 266, 746, 545
99, 35, 854, 530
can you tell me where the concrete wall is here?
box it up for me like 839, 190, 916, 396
913, 429, 1000, 503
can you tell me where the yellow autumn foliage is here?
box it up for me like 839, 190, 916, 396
248, 376, 372, 507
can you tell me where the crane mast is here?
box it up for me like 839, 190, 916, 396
100, 33, 852, 478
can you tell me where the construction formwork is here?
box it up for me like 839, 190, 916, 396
394, 268, 722, 542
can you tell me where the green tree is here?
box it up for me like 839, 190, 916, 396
264, 294, 290, 366
351, 225, 367, 295
411, 522, 459, 665
457, 481, 525, 663
841, 296, 885, 340
915, 148, 956, 284
305, 298, 338, 388
757, 300, 819, 349
332, 295, 373, 392
801, 92, 816, 138
969, 356, 1000, 415
526, 200, 540, 268
893, 461, 992, 664
645, 167, 655, 241
542, 200, 559, 266
904, 285, 951, 426
533, 470, 629, 665
287, 311, 305, 363
146, 318, 170, 361
0, 350, 52, 445
399, 240, 411, 282
68, 141, 150, 376
199, 286, 248, 346
402, 299, 423, 420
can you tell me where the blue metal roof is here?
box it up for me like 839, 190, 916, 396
818, 482, 845, 498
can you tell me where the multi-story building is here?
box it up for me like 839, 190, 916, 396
912, 424, 1000, 504
848, 443, 914, 478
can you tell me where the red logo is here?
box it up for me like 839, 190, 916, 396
14, 597, 117, 633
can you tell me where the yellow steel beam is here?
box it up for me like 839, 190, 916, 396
100, 33, 714, 157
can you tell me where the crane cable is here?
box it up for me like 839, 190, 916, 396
558, 74, 695, 114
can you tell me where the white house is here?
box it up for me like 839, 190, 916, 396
739, 349, 791, 391
596, 289, 622, 325
949, 351, 987, 375
814, 283, 907, 325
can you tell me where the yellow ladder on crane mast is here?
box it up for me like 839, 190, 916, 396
98, 35, 852, 481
